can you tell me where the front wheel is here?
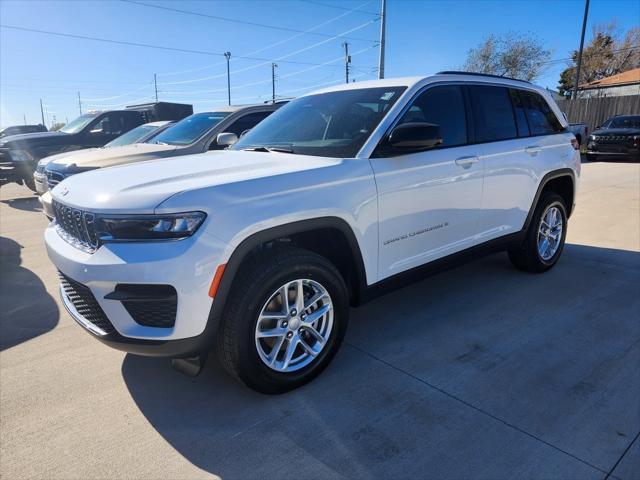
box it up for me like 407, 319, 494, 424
508, 192, 568, 273
217, 247, 349, 393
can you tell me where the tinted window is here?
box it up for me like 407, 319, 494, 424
225, 111, 272, 136
397, 85, 467, 147
469, 85, 517, 142
520, 90, 564, 135
151, 112, 229, 145
105, 124, 157, 147
232, 87, 406, 158
509, 89, 530, 137
91, 113, 127, 136
603, 116, 640, 129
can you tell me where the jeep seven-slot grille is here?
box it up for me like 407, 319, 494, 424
593, 135, 631, 143
52, 200, 99, 253
59, 271, 115, 334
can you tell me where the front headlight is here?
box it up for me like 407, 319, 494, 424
11, 149, 34, 162
97, 212, 206, 242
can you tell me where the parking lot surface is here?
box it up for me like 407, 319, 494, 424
1, 161, 639, 480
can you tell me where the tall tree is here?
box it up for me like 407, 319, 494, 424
558, 23, 640, 96
462, 32, 551, 81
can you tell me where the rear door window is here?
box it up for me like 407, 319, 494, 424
396, 85, 467, 147
225, 111, 273, 136
520, 90, 564, 135
468, 85, 517, 142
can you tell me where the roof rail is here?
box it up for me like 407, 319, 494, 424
436, 71, 532, 84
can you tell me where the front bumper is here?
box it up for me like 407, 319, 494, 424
39, 191, 54, 219
45, 223, 229, 357
587, 141, 640, 160
34, 171, 48, 194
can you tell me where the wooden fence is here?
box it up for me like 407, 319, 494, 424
557, 95, 640, 132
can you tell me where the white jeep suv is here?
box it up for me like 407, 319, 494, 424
45, 72, 580, 393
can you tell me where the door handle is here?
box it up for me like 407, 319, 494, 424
455, 155, 479, 168
525, 146, 542, 156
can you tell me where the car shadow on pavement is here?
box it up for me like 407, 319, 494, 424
121, 243, 640, 479
0, 237, 59, 350
0, 195, 42, 214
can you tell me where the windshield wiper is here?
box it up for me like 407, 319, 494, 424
242, 145, 294, 154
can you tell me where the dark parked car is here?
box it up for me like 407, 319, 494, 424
0, 124, 47, 138
586, 115, 640, 162
0, 102, 192, 190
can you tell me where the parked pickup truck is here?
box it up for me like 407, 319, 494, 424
0, 102, 192, 190
45, 72, 580, 393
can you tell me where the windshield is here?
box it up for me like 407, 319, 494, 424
59, 113, 100, 134
105, 124, 158, 147
150, 112, 229, 145
232, 87, 406, 158
603, 116, 640, 129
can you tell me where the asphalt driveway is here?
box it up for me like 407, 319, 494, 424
1, 161, 638, 479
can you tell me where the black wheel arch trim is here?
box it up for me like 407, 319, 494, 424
523, 168, 576, 230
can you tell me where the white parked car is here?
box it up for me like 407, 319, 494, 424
45, 72, 581, 393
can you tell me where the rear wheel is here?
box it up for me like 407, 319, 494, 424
217, 247, 349, 393
508, 192, 568, 273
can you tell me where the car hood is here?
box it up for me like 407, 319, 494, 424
592, 127, 640, 136
0, 131, 67, 147
50, 150, 340, 213
47, 143, 178, 170
39, 148, 101, 168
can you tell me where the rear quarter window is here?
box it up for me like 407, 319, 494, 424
519, 90, 564, 135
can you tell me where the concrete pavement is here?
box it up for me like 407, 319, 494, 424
1, 161, 638, 479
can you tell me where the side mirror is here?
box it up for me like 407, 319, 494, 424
215, 132, 238, 148
388, 122, 443, 151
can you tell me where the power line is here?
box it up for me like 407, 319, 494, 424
157, 19, 378, 86
157, 1, 375, 77
301, 0, 380, 16
0, 24, 377, 69
121, 0, 374, 42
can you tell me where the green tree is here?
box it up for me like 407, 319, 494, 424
462, 32, 551, 81
558, 23, 640, 96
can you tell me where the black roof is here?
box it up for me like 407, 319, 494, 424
436, 71, 532, 84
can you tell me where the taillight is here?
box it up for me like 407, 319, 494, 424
571, 138, 580, 150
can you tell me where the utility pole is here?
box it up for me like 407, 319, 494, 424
40, 98, 45, 126
154, 73, 159, 102
224, 51, 232, 105
342, 42, 351, 83
77, 91, 82, 115
378, 0, 386, 79
573, 0, 590, 99
271, 63, 278, 102
23, 114, 26, 125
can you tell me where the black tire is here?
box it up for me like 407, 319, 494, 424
217, 247, 349, 394
23, 176, 36, 192
508, 192, 568, 273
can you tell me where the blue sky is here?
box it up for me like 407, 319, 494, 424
0, 0, 637, 128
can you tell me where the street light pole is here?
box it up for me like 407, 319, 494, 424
224, 52, 232, 105
154, 73, 159, 102
573, 0, 590, 99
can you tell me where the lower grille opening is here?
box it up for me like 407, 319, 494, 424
58, 271, 115, 334
105, 284, 177, 328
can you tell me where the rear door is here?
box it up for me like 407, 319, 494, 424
370, 84, 485, 280
475, 86, 567, 240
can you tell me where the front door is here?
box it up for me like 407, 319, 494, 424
369, 84, 484, 281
